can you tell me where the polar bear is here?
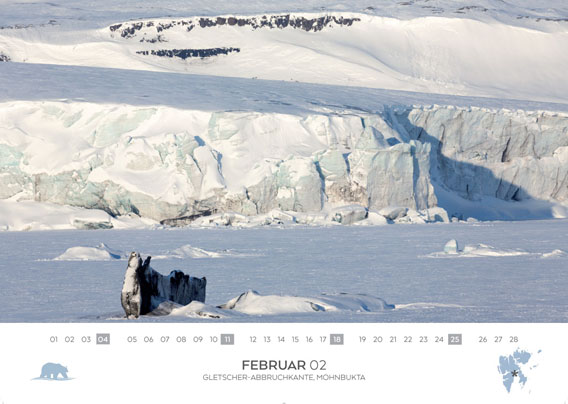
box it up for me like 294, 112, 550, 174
40, 363, 68, 379
121, 252, 207, 318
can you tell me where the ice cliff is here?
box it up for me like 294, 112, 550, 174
1, 101, 567, 223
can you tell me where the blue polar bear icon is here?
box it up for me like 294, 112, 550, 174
40, 363, 68, 379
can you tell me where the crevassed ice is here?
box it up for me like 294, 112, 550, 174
1, 101, 567, 222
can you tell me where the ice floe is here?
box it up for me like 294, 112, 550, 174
154, 290, 395, 318
541, 249, 568, 259
53, 243, 125, 261
50, 242, 250, 261
456, 244, 534, 257
154, 301, 233, 319
429, 242, 531, 258
428, 239, 566, 258
152, 244, 250, 259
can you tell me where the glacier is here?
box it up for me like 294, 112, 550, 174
0, 1, 567, 227
1, 95, 567, 225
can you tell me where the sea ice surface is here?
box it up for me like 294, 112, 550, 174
1, 219, 566, 322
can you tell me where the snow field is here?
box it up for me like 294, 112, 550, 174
2, 9, 568, 102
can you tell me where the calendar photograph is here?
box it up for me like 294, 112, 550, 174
0, 0, 567, 325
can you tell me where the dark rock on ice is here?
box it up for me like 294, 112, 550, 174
72, 218, 113, 230
159, 209, 214, 226
121, 252, 206, 318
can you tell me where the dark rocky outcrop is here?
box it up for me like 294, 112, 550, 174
139, 34, 167, 43
118, 22, 144, 38
109, 14, 361, 38
136, 47, 240, 59
197, 14, 360, 31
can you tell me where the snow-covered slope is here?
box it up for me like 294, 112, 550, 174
1, 6, 568, 102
